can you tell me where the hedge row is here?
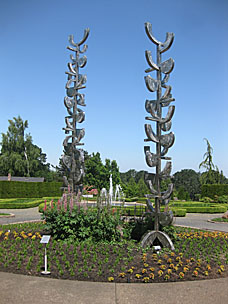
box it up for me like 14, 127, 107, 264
183, 206, 227, 213
201, 184, 228, 198
0, 181, 62, 198
0, 199, 44, 209
170, 202, 212, 207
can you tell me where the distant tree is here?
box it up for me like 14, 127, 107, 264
136, 177, 149, 197
177, 186, 190, 201
120, 169, 137, 184
83, 152, 121, 190
199, 138, 218, 184
0, 116, 51, 179
126, 177, 137, 197
173, 169, 201, 200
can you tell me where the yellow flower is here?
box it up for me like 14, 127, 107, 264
119, 272, 126, 278
135, 273, 142, 279
31, 235, 36, 240
142, 269, 147, 274
192, 270, 198, 277
179, 272, 184, 279
204, 271, 209, 276
167, 269, 172, 275
170, 252, 175, 257
183, 267, 189, 273
127, 268, 133, 273
108, 277, 114, 282
160, 265, 166, 270
149, 272, 155, 279
158, 270, 163, 277
28, 233, 32, 237
142, 277, 150, 283
176, 256, 181, 261
220, 265, 225, 272
206, 264, 211, 271
149, 267, 154, 272
157, 259, 162, 265
144, 263, 149, 268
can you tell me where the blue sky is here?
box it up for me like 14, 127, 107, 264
0, 0, 227, 177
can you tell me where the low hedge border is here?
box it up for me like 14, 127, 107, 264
0, 199, 44, 209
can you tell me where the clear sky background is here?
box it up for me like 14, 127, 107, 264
0, 0, 227, 177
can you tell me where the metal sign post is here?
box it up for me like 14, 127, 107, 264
40, 235, 51, 275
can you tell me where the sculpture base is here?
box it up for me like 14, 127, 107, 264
141, 230, 175, 250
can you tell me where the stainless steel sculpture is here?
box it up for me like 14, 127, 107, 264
141, 23, 175, 250
62, 28, 90, 194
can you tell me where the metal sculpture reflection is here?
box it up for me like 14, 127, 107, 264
62, 29, 89, 194
141, 23, 175, 250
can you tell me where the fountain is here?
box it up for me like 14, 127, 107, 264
109, 174, 113, 205
114, 184, 125, 203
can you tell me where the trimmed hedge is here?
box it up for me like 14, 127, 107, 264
201, 184, 228, 199
183, 206, 227, 213
0, 198, 44, 209
0, 181, 62, 198
170, 202, 212, 208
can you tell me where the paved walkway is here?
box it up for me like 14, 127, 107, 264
174, 213, 228, 232
1, 271, 228, 304
0, 207, 42, 225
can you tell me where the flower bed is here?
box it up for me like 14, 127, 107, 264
0, 222, 228, 283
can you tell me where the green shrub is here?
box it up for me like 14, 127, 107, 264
201, 184, 228, 199
42, 200, 126, 242
0, 181, 62, 198
200, 196, 214, 203
171, 208, 186, 217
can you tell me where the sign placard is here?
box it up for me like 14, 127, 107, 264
40, 235, 51, 244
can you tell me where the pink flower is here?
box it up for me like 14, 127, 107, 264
64, 194, 67, 212
57, 199, 60, 211
43, 200, 47, 212
50, 199, 54, 209
68, 184, 71, 193
70, 196, 73, 213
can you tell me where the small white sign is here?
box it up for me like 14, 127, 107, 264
40, 235, 51, 244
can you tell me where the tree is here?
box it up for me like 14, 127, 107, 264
198, 138, 227, 185
83, 152, 121, 190
173, 169, 201, 200
136, 177, 149, 197
0, 116, 51, 179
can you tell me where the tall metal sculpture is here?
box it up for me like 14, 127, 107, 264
62, 28, 90, 194
141, 23, 175, 250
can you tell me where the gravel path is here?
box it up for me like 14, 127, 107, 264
0, 208, 228, 232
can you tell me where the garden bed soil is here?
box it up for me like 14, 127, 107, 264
1, 226, 228, 283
